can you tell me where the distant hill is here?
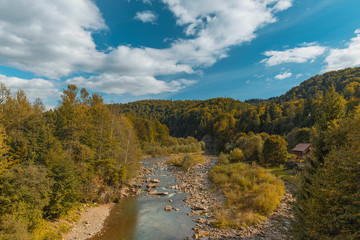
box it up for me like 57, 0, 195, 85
272, 67, 360, 102
111, 67, 360, 150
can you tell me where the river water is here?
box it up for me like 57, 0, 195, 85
89, 157, 195, 240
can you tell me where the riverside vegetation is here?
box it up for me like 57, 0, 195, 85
116, 67, 360, 239
0, 84, 202, 239
0, 67, 360, 239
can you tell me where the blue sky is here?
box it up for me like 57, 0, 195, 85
0, 0, 360, 107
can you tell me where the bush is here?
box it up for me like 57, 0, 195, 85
217, 152, 230, 165
0, 214, 31, 240
210, 162, 285, 228
168, 154, 204, 170
229, 148, 245, 163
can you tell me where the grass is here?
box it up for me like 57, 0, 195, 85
167, 154, 204, 170
210, 162, 285, 229
143, 142, 204, 157
266, 166, 299, 185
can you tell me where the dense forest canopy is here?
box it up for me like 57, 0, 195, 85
113, 67, 360, 152
0, 83, 201, 239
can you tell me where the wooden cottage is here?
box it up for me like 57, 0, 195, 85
292, 143, 311, 158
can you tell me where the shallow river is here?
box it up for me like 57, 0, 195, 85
89, 157, 195, 240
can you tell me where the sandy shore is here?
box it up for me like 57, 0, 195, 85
63, 203, 115, 240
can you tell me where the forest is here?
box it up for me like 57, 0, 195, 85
0, 66, 359, 239
0, 84, 201, 239
114, 66, 360, 239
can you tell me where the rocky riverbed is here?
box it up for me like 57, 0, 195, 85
65, 155, 296, 240
169, 155, 296, 239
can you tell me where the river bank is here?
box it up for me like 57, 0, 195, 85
63, 164, 149, 240
170, 155, 296, 239
63, 203, 115, 240
64, 155, 296, 240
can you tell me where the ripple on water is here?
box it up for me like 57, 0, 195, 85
88, 158, 195, 240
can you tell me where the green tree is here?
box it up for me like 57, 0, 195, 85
262, 135, 288, 166
0, 164, 52, 230
295, 109, 360, 239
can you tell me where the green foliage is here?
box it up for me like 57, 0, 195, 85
230, 132, 264, 162
228, 148, 245, 163
46, 158, 80, 218
113, 67, 360, 153
142, 137, 203, 157
295, 128, 311, 144
0, 164, 52, 230
266, 167, 299, 185
168, 154, 204, 170
295, 108, 360, 239
0, 84, 143, 238
217, 152, 230, 165
0, 214, 31, 240
263, 135, 288, 166
210, 162, 285, 228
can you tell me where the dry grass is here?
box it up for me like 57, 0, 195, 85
167, 154, 204, 170
210, 162, 285, 228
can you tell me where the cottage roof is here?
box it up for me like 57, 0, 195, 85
292, 143, 311, 152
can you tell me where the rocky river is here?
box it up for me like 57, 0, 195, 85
86, 155, 295, 240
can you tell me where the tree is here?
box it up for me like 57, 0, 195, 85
295, 108, 360, 239
262, 135, 288, 166
0, 164, 52, 230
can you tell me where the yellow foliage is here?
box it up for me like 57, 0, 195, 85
210, 162, 285, 228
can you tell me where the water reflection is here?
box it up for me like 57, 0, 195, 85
89, 157, 195, 240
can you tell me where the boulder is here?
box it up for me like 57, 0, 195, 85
192, 205, 206, 211
146, 183, 157, 188
150, 179, 161, 183
156, 192, 169, 196
164, 205, 172, 211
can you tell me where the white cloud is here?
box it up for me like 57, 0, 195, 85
134, 10, 157, 24
0, 74, 59, 100
0, 0, 106, 79
0, 0, 294, 98
67, 74, 196, 96
296, 73, 303, 78
324, 29, 360, 71
275, 71, 292, 80
261, 43, 327, 66
273, 0, 293, 11
162, 0, 293, 66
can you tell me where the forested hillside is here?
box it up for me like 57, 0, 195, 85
113, 67, 360, 151
114, 67, 360, 239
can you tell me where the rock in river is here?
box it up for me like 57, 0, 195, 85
164, 205, 172, 211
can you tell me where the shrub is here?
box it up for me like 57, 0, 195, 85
217, 152, 230, 165
210, 162, 285, 228
168, 154, 204, 170
229, 148, 245, 163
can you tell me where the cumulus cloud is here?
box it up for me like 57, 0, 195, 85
162, 0, 293, 66
0, 74, 59, 100
134, 10, 158, 24
324, 29, 360, 71
0, 0, 293, 97
261, 43, 327, 66
67, 74, 196, 96
273, 0, 293, 11
0, 0, 106, 79
275, 71, 292, 80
